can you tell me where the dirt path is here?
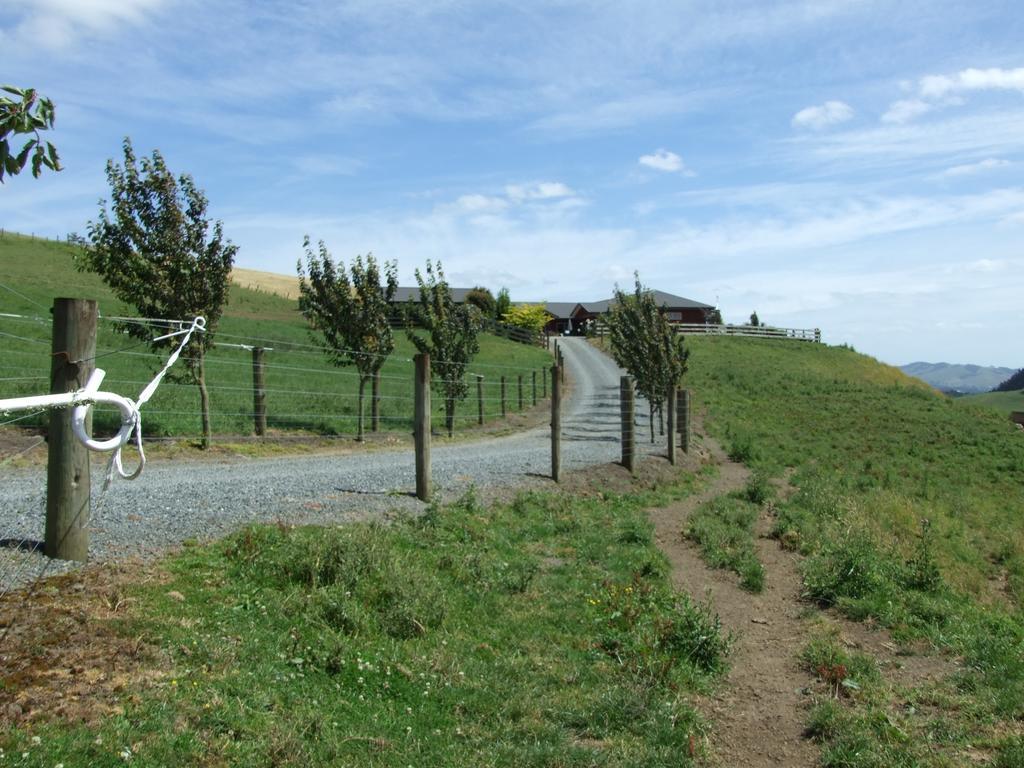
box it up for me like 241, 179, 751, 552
648, 434, 820, 767
649, 429, 955, 767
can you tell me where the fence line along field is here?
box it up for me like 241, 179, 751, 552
0, 233, 552, 443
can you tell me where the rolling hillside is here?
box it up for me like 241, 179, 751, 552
0, 233, 551, 441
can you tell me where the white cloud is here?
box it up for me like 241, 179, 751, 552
881, 98, 932, 124
791, 100, 854, 130
638, 149, 695, 175
882, 67, 1024, 125
941, 158, 1011, 178
920, 67, 1024, 99
504, 182, 575, 201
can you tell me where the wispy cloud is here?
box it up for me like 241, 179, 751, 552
940, 157, 1011, 178
638, 149, 695, 175
504, 182, 575, 201
4, 0, 167, 48
792, 100, 854, 130
881, 98, 932, 124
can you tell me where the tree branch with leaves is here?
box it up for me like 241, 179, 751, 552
1, 85, 61, 183
297, 238, 398, 441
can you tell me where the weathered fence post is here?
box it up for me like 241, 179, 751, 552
667, 389, 677, 465
500, 376, 507, 418
252, 346, 267, 436
371, 369, 381, 432
559, 349, 565, 383
541, 364, 547, 398
414, 353, 431, 502
476, 374, 484, 425
814, 328, 821, 343
517, 374, 523, 411
620, 376, 635, 474
677, 388, 691, 454
46, 298, 97, 562
531, 370, 537, 406
551, 364, 561, 482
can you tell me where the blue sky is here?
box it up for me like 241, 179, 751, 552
2, 0, 1022, 367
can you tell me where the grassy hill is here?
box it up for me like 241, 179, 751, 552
685, 335, 1024, 765
0, 233, 551, 441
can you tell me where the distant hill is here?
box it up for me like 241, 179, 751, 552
899, 362, 1016, 394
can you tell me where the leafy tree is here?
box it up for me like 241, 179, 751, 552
297, 238, 397, 441
405, 261, 480, 437
76, 137, 236, 448
994, 368, 1024, 393
706, 307, 723, 324
502, 303, 549, 336
1, 85, 61, 182
749, 311, 760, 327
465, 286, 496, 318
494, 287, 511, 321
607, 275, 689, 442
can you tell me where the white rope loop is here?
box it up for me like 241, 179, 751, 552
69, 316, 206, 487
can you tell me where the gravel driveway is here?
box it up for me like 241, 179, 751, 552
1, 338, 664, 589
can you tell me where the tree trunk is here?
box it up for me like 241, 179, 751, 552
198, 351, 211, 450
658, 401, 664, 436
357, 374, 366, 442
649, 404, 655, 444
446, 397, 455, 438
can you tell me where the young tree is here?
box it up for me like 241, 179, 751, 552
1, 85, 61, 182
749, 311, 760, 327
607, 275, 689, 442
494, 287, 511, 321
77, 137, 236, 448
405, 261, 480, 437
297, 238, 397, 441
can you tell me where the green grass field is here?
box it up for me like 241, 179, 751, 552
0, 480, 733, 767
685, 335, 1024, 765
0, 233, 551, 442
957, 389, 1024, 416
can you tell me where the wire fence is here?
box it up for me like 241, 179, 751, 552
0, 310, 555, 444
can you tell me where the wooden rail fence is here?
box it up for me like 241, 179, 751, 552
593, 321, 820, 343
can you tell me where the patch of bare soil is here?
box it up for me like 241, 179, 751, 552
647, 424, 954, 767
0, 560, 169, 725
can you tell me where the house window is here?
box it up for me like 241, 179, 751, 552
666, 311, 682, 321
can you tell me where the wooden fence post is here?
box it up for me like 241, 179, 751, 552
517, 374, 523, 411
551, 364, 561, 482
500, 376, 507, 418
531, 370, 537, 406
252, 346, 267, 436
620, 376, 635, 474
46, 298, 97, 562
559, 349, 565, 383
414, 353, 431, 502
476, 374, 484, 425
677, 389, 691, 453
667, 388, 677, 465
371, 369, 381, 432
541, 364, 547, 398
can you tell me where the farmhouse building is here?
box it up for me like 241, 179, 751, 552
542, 290, 715, 335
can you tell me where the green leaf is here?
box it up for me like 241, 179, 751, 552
1, 85, 26, 97
15, 139, 35, 170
